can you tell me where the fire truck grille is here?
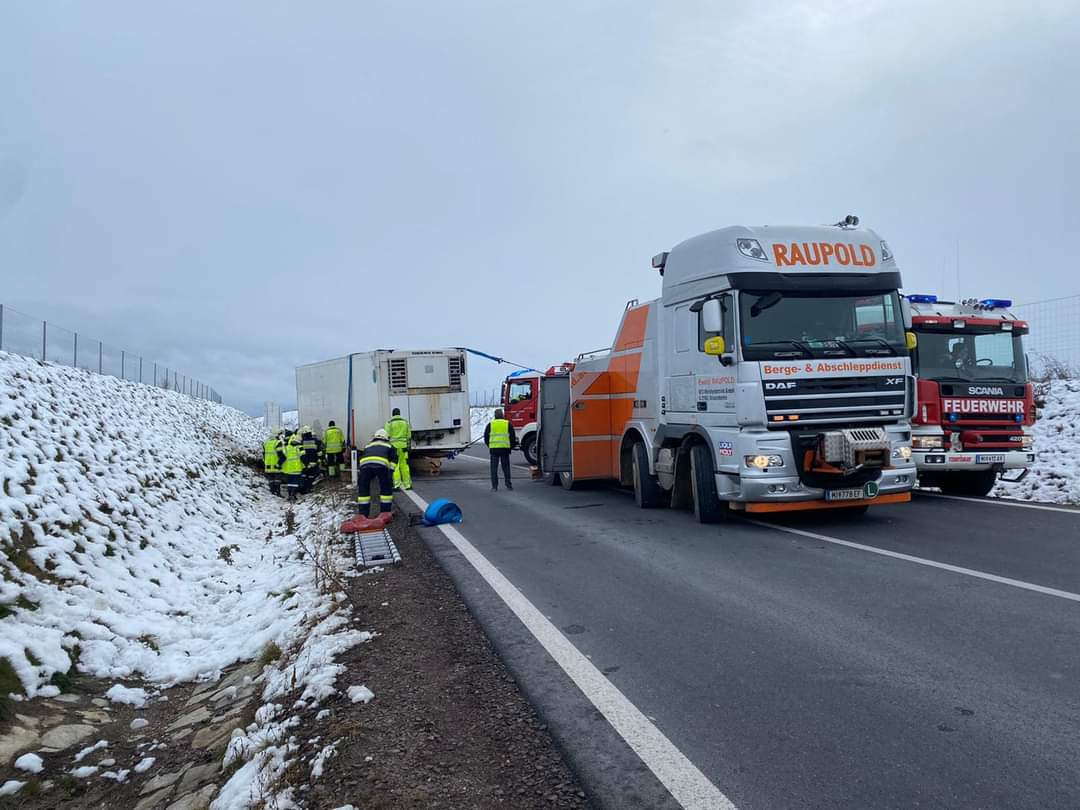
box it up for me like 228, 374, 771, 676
763, 376, 908, 427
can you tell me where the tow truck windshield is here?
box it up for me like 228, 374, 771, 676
913, 328, 1028, 384
739, 290, 906, 361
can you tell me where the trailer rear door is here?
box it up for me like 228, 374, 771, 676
539, 375, 572, 474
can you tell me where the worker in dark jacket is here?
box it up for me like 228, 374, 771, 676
484, 409, 517, 491
356, 429, 398, 515
300, 426, 322, 488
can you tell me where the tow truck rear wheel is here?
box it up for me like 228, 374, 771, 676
521, 433, 537, 467
940, 470, 997, 498
689, 444, 727, 523
632, 441, 663, 509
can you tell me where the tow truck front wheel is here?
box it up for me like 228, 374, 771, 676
940, 470, 998, 498
689, 444, 727, 523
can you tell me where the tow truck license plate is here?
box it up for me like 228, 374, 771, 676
825, 487, 866, 502
976, 454, 1006, 464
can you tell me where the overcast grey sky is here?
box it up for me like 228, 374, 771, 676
2, 1, 1077, 413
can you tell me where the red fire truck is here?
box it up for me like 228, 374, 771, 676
501, 364, 574, 466
907, 295, 1035, 496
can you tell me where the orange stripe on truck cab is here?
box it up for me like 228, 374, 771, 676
614, 306, 649, 351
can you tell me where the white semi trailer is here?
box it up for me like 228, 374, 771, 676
296, 349, 471, 461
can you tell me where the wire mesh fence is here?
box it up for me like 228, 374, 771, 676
0, 302, 222, 402
470, 388, 501, 407
1013, 294, 1080, 374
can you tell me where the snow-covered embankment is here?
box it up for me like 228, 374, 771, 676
0, 351, 364, 804
993, 378, 1080, 504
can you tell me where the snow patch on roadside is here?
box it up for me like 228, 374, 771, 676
0, 352, 350, 708
993, 379, 1080, 504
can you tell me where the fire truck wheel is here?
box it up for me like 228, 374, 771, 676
521, 434, 537, 467
632, 441, 663, 509
689, 443, 727, 524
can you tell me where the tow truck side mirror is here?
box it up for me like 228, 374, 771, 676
701, 298, 724, 333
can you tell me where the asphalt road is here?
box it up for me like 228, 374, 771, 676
414, 450, 1080, 810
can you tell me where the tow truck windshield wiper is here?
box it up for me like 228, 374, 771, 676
844, 337, 898, 355
751, 339, 814, 358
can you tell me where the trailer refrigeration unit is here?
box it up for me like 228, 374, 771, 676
538, 218, 918, 521
906, 295, 1035, 496
296, 349, 471, 464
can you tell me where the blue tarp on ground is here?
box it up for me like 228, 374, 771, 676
423, 498, 463, 526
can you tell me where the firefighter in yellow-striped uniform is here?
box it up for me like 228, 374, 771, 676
385, 408, 412, 490
323, 420, 346, 478
356, 429, 398, 515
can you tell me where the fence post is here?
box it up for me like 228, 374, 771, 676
139, 357, 143, 383
41, 321, 46, 361
0, 303, 4, 350
74, 333, 78, 368
153, 362, 157, 386
121, 351, 125, 380
98, 343, 102, 373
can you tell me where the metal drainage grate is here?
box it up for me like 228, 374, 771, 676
354, 529, 402, 567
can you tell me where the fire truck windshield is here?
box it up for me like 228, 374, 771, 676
913, 329, 1028, 384
739, 290, 906, 360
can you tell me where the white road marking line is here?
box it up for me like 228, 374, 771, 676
403, 488, 735, 810
916, 491, 1080, 515
747, 519, 1080, 603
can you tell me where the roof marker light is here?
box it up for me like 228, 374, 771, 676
1001, 322, 1013, 331
906, 294, 938, 303
979, 298, 1012, 309
880, 241, 895, 262
736, 238, 769, 261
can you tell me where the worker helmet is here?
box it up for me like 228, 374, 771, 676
373, 429, 389, 441
302, 425, 312, 433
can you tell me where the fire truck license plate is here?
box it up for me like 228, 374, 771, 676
976, 454, 1006, 464
826, 487, 866, 502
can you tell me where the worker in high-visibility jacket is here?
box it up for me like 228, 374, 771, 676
484, 408, 517, 491
263, 428, 285, 496
282, 431, 306, 501
356, 429, 398, 515
385, 408, 412, 490
323, 420, 346, 478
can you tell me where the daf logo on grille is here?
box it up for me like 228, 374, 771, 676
765, 382, 797, 390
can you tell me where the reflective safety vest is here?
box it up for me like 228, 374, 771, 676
263, 438, 282, 473
282, 440, 305, 474
324, 426, 345, 454
488, 418, 511, 450
301, 435, 320, 465
385, 415, 411, 448
359, 440, 396, 468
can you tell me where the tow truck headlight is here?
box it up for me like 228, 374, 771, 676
745, 454, 783, 469
911, 436, 944, 450
736, 238, 769, 262
892, 446, 912, 460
